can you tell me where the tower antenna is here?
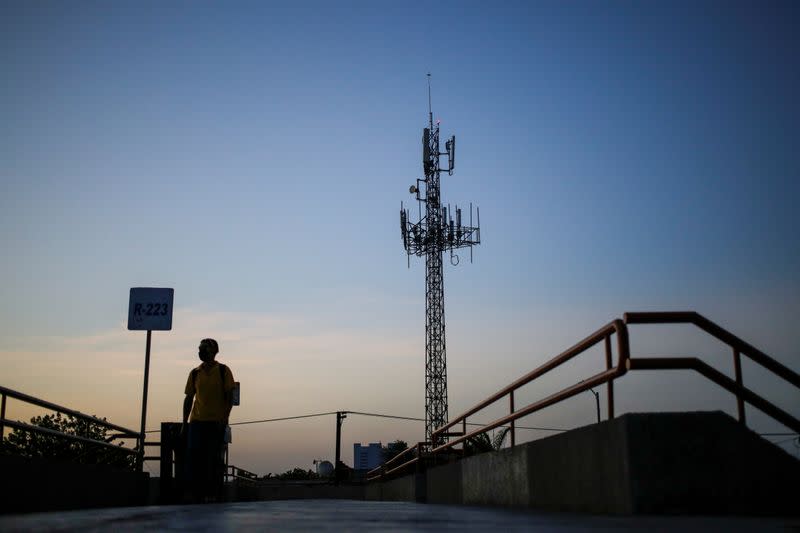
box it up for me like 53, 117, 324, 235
398, 76, 482, 445
427, 72, 433, 129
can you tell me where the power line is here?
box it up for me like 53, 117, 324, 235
347, 410, 423, 422
146, 410, 567, 434
231, 412, 338, 427
144, 411, 338, 433
348, 410, 567, 432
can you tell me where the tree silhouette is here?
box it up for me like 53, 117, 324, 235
275, 467, 319, 480
382, 439, 409, 462
1, 412, 135, 470
465, 427, 510, 455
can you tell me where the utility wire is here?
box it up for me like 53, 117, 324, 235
231, 412, 339, 427
146, 409, 796, 435
144, 411, 338, 433
347, 410, 567, 432
346, 411, 424, 423
145, 410, 567, 433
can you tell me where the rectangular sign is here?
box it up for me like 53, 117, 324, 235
128, 287, 174, 331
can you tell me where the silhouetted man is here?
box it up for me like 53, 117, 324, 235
182, 338, 235, 502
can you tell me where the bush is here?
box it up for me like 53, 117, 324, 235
1, 412, 136, 470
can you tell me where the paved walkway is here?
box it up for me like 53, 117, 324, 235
1, 500, 796, 532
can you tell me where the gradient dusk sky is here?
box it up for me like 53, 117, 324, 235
1, 1, 798, 475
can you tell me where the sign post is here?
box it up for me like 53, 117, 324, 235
128, 287, 174, 472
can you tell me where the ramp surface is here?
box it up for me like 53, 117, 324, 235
1, 500, 796, 532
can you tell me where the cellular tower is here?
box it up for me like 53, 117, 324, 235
400, 75, 481, 444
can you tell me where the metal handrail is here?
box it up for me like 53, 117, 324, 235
0, 385, 139, 438
623, 311, 800, 431
225, 464, 259, 483
366, 442, 427, 481
431, 319, 629, 448
0, 385, 141, 468
0, 418, 139, 455
625, 357, 800, 433
368, 311, 798, 482
431, 367, 623, 456
369, 320, 628, 481
623, 311, 800, 387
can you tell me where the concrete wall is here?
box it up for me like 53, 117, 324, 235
425, 460, 462, 505
377, 411, 800, 515
0, 455, 148, 514
364, 473, 423, 503
462, 443, 530, 507
623, 412, 798, 515
524, 414, 633, 513
425, 419, 632, 513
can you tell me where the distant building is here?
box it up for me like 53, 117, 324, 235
353, 442, 382, 470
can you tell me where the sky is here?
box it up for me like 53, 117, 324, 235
1, 1, 798, 475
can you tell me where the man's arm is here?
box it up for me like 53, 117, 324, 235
183, 393, 194, 425
223, 390, 233, 424
222, 367, 235, 424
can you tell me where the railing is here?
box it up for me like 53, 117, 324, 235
366, 441, 427, 481
0, 385, 142, 467
623, 311, 800, 433
368, 311, 799, 481
368, 319, 629, 480
225, 464, 259, 484
0, 386, 258, 485
430, 319, 629, 454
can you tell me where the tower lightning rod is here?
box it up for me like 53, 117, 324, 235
427, 72, 433, 129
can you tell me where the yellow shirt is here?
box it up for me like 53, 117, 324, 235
185, 361, 235, 422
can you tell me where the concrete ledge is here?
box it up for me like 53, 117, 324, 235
426, 460, 462, 505
463, 443, 529, 507
623, 412, 798, 515
381, 474, 416, 501
365, 473, 420, 502
364, 480, 382, 501
374, 411, 800, 515
0, 455, 148, 514
526, 413, 632, 513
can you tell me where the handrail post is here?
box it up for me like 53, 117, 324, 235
461, 420, 467, 458
1, 393, 6, 439
509, 391, 515, 447
604, 334, 614, 419
733, 348, 746, 424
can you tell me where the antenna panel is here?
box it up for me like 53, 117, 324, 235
423, 128, 431, 171
446, 136, 455, 173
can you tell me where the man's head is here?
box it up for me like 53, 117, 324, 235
198, 338, 219, 363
